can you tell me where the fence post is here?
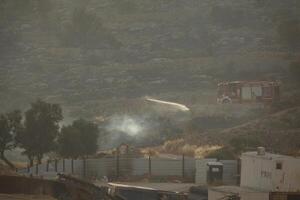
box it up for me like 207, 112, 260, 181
148, 155, 152, 176
71, 159, 74, 174
46, 160, 49, 172
182, 154, 185, 178
62, 159, 65, 172
55, 160, 57, 172
116, 149, 120, 179
35, 163, 39, 175
83, 158, 86, 178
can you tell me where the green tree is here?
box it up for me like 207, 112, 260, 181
57, 126, 82, 159
16, 99, 62, 165
0, 110, 22, 169
57, 119, 99, 158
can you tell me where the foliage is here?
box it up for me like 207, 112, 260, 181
16, 99, 62, 164
0, 110, 22, 168
57, 126, 82, 159
57, 119, 99, 158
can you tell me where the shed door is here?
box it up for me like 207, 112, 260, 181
242, 86, 252, 100
273, 161, 285, 191
252, 86, 262, 97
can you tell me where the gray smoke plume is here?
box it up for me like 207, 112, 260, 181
106, 115, 146, 137
100, 97, 191, 149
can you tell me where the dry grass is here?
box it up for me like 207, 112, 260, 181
194, 145, 222, 158
151, 106, 300, 158
157, 139, 222, 157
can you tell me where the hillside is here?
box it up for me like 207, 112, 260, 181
1, 0, 300, 119
158, 106, 300, 157
1, 0, 300, 157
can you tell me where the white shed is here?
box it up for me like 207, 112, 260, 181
240, 151, 300, 192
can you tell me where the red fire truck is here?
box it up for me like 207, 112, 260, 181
217, 81, 280, 104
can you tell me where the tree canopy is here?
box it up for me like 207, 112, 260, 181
16, 99, 62, 164
58, 119, 99, 158
0, 110, 22, 169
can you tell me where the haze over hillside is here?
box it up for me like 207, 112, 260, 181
1, 0, 300, 157
1, 0, 299, 118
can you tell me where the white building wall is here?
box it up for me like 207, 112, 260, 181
281, 159, 300, 192
241, 153, 300, 192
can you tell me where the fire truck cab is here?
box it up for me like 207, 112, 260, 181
217, 81, 280, 104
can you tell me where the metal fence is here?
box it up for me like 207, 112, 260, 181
18, 157, 238, 185
17, 155, 195, 181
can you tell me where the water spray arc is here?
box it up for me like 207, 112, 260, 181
145, 97, 190, 112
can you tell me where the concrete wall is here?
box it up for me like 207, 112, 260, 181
241, 153, 300, 192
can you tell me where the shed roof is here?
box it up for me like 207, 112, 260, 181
242, 151, 299, 161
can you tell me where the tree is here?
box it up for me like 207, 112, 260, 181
57, 119, 99, 158
0, 110, 22, 169
16, 99, 62, 165
57, 126, 82, 159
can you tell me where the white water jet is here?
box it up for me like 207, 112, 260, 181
145, 97, 190, 112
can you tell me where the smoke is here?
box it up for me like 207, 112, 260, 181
106, 115, 145, 137
100, 97, 191, 149
101, 115, 154, 149
145, 97, 190, 112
